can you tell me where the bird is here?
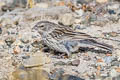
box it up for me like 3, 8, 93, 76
32, 21, 113, 57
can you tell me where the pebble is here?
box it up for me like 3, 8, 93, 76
103, 56, 113, 64
49, 68, 64, 79
50, 68, 84, 80
108, 10, 116, 15
31, 40, 42, 48
12, 40, 23, 46
13, 46, 21, 54
77, 0, 93, 4
23, 45, 31, 52
109, 69, 118, 77
1, 5, 13, 12
34, 3, 49, 8
100, 72, 108, 77
5, 37, 15, 47
23, 52, 51, 67
54, 61, 66, 66
90, 14, 97, 22
75, 9, 84, 17
71, 59, 80, 66
107, 4, 120, 10
111, 61, 120, 67
59, 13, 74, 26
109, 32, 118, 37
20, 36, 30, 44
74, 24, 87, 30
96, 62, 106, 67
96, 0, 108, 3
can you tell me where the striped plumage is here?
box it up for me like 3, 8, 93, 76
33, 21, 113, 56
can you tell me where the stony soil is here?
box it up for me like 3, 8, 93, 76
0, 0, 120, 80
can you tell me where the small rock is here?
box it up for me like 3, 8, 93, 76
108, 10, 116, 15
111, 61, 120, 67
77, 0, 93, 4
75, 9, 84, 17
12, 40, 23, 46
23, 52, 51, 67
96, 62, 106, 66
5, 37, 15, 47
34, 3, 49, 8
90, 14, 97, 22
74, 19, 82, 24
107, 4, 120, 10
103, 56, 113, 64
55, 1, 65, 6
66, 61, 72, 65
59, 13, 74, 26
109, 69, 118, 77
96, 0, 108, 3
31, 40, 42, 48
74, 24, 87, 30
71, 59, 80, 66
13, 46, 21, 54
54, 61, 66, 66
109, 32, 118, 37
50, 68, 64, 80
115, 67, 120, 72
1, 5, 13, 12
22, 55, 30, 59
23, 45, 31, 52
100, 71, 108, 77
20, 33, 30, 44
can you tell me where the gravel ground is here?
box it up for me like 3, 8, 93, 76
0, 0, 120, 80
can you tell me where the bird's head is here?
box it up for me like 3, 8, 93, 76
32, 21, 56, 34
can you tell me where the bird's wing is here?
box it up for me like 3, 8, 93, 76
49, 27, 94, 43
48, 26, 113, 53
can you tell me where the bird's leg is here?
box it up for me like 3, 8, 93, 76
57, 52, 71, 58
64, 41, 79, 57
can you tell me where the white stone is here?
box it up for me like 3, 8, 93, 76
75, 9, 84, 17
34, 3, 49, 8
107, 4, 120, 10
110, 69, 118, 77
96, 0, 108, 3
59, 13, 74, 25
23, 52, 51, 67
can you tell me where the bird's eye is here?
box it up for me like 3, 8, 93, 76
40, 25, 44, 28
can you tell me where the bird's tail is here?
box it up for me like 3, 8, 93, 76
79, 39, 113, 53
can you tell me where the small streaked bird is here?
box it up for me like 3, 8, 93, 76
32, 21, 113, 57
